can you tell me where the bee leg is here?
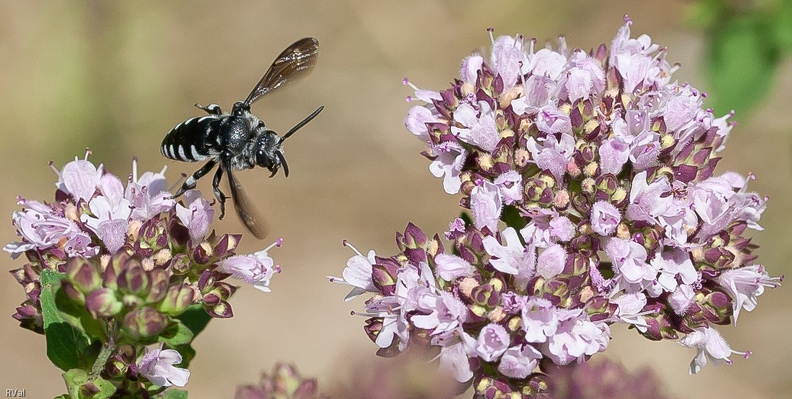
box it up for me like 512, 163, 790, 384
212, 165, 227, 219
194, 103, 223, 115
174, 160, 217, 198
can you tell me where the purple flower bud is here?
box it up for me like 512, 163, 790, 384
205, 300, 234, 318
471, 284, 500, 308
145, 267, 170, 304
65, 257, 102, 294
192, 242, 213, 265
117, 258, 149, 296
123, 308, 168, 341
85, 288, 123, 318
402, 222, 428, 249
370, 263, 396, 293
169, 253, 191, 275
158, 284, 196, 316
60, 281, 85, 304
212, 233, 241, 258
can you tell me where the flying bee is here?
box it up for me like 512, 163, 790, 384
161, 37, 323, 239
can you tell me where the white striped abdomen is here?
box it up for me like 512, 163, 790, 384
161, 115, 223, 162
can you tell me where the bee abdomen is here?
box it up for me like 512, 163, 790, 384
161, 115, 222, 162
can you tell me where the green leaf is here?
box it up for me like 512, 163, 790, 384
459, 211, 473, 227
62, 369, 116, 399
685, 0, 726, 29
154, 389, 188, 399
771, 0, 792, 52
158, 320, 194, 346
501, 205, 527, 231
171, 342, 197, 369
706, 15, 780, 116
55, 286, 105, 341
173, 304, 212, 337
41, 269, 97, 371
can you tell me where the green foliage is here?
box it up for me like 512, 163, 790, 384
41, 270, 100, 372
158, 320, 195, 347
688, 0, 792, 116
168, 304, 212, 368
62, 369, 116, 399
501, 205, 527, 231
154, 389, 188, 399
173, 305, 212, 337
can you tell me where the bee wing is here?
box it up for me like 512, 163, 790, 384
243, 37, 319, 107
224, 162, 269, 239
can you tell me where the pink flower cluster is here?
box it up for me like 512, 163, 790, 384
5, 153, 280, 367
335, 17, 781, 396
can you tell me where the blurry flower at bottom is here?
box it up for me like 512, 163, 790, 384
326, 350, 460, 399
543, 358, 676, 399
234, 363, 322, 399
137, 347, 190, 387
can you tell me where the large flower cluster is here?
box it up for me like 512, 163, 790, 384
5, 152, 280, 393
334, 17, 781, 397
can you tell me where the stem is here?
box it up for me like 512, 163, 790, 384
90, 338, 115, 379
89, 320, 116, 379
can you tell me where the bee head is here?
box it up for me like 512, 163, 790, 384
254, 132, 289, 177
252, 106, 322, 178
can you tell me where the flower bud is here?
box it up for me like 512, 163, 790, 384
65, 257, 102, 294
60, 281, 86, 304
123, 307, 168, 341
159, 284, 196, 316
402, 222, 428, 250
212, 233, 241, 258
117, 258, 149, 296
371, 263, 397, 295
363, 317, 383, 344
145, 267, 170, 304
192, 242, 213, 265
170, 253, 191, 275
104, 252, 131, 290
701, 290, 732, 324
205, 300, 233, 318
471, 284, 500, 308
85, 288, 123, 318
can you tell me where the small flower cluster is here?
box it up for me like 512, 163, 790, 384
234, 363, 322, 399
326, 350, 459, 399
334, 17, 781, 397
5, 152, 280, 394
543, 358, 675, 399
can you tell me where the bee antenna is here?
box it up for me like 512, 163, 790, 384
280, 106, 324, 143
277, 151, 290, 177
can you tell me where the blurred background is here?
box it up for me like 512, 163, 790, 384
1, 1, 791, 398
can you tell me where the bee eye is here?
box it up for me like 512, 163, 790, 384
256, 148, 273, 168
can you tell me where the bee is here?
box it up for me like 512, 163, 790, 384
161, 37, 322, 239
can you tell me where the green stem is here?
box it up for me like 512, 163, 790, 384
90, 320, 116, 379
90, 338, 115, 379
